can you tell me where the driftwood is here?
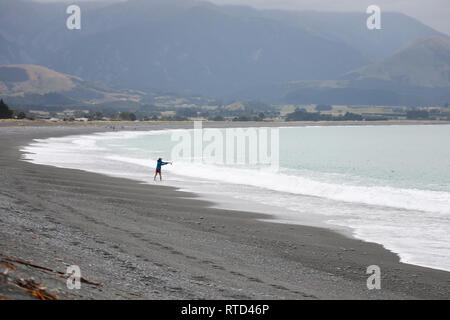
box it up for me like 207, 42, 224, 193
13, 278, 59, 300
4, 257, 102, 287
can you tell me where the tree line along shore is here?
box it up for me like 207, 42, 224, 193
1, 99, 450, 123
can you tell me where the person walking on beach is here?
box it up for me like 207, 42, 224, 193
154, 158, 172, 181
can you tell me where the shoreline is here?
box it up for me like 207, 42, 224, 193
1, 122, 449, 299
2, 119, 450, 129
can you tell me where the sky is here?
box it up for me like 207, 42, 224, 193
32, 0, 450, 35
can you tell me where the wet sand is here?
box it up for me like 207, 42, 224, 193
0, 121, 449, 299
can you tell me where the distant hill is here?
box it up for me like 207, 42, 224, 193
0, 65, 147, 106
0, 65, 80, 95
274, 36, 450, 106
344, 36, 450, 87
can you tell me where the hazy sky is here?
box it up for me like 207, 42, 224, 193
33, 0, 450, 35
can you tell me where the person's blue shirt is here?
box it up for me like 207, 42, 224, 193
156, 160, 169, 170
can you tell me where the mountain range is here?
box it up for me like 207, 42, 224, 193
0, 0, 449, 106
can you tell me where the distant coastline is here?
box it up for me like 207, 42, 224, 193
2, 118, 450, 128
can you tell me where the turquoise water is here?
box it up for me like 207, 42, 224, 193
22, 124, 450, 272
280, 125, 450, 192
